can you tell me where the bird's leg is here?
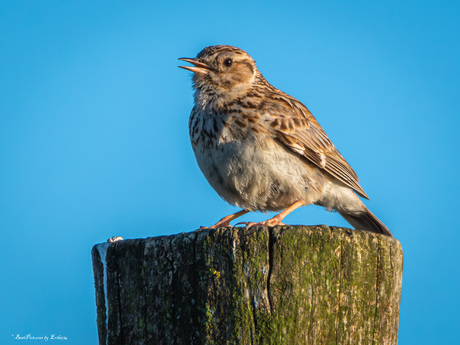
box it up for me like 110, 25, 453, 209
263, 200, 305, 226
237, 200, 305, 227
205, 209, 249, 229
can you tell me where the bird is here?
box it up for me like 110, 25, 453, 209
179, 45, 392, 237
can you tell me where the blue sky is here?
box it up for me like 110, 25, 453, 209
1, 0, 459, 343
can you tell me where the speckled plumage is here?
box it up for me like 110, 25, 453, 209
179, 45, 392, 236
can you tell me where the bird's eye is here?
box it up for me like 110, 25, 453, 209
224, 58, 233, 67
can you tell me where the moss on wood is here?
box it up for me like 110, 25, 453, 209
92, 225, 403, 345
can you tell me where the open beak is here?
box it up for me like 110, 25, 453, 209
178, 58, 214, 74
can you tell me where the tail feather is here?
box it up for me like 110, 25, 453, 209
338, 207, 393, 237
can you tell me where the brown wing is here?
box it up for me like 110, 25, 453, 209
266, 93, 369, 199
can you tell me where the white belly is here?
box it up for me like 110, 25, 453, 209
193, 132, 326, 212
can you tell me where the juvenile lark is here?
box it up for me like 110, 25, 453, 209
179, 45, 392, 236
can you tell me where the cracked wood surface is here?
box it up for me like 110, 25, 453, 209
92, 225, 403, 345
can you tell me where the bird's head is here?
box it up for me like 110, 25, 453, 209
179, 45, 258, 102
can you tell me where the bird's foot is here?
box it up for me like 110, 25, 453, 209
204, 220, 232, 229
198, 219, 235, 230
235, 219, 286, 227
237, 200, 303, 227
200, 210, 249, 229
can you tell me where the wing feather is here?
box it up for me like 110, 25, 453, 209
268, 93, 369, 199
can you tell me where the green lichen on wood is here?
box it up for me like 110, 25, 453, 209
268, 226, 344, 343
92, 225, 403, 345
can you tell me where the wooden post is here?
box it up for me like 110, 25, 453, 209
92, 225, 403, 345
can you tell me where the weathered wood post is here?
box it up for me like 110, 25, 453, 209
92, 225, 403, 344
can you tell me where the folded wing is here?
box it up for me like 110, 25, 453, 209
267, 93, 369, 199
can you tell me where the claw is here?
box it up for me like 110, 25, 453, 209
235, 221, 258, 227
201, 209, 249, 229
208, 222, 232, 229
235, 220, 287, 227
